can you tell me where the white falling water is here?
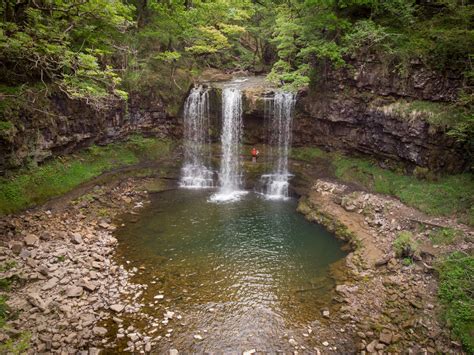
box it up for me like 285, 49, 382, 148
262, 92, 296, 199
180, 86, 214, 188
210, 87, 247, 202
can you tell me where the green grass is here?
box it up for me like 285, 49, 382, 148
289, 146, 474, 224
0, 332, 31, 354
0, 261, 17, 273
430, 227, 461, 246
0, 135, 171, 215
332, 154, 474, 224
378, 100, 465, 128
437, 252, 474, 352
290, 147, 326, 161
0, 295, 7, 327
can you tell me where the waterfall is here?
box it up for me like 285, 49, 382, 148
261, 92, 295, 199
210, 87, 246, 202
180, 86, 214, 188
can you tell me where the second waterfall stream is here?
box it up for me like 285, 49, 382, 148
261, 91, 296, 199
210, 86, 247, 202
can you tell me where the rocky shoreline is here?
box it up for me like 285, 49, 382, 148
0, 174, 472, 353
298, 179, 473, 354
0, 178, 159, 353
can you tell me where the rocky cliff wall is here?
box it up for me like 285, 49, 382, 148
1, 62, 468, 176
0, 92, 183, 175
237, 61, 467, 173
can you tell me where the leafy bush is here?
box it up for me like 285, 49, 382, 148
437, 252, 474, 352
393, 231, 417, 258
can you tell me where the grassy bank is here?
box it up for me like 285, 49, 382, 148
290, 147, 474, 225
437, 252, 474, 352
0, 135, 171, 215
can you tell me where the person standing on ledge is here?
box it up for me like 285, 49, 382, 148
251, 147, 259, 163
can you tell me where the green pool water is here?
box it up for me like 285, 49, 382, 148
114, 189, 347, 352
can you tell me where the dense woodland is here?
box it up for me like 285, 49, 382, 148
1, 0, 473, 143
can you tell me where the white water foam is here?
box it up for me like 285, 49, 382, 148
211, 87, 245, 202
180, 86, 214, 188
261, 92, 296, 199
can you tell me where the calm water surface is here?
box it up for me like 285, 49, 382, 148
114, 189, 346, 352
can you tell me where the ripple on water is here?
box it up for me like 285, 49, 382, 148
114, 189, 347, 352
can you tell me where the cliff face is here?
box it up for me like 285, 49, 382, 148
1, 62, 468, 175
293, 59, 466, 172
238, 60, 467, 173
0, 91, 183, 174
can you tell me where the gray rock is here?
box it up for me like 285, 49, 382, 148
343, 203, 357, 212
93, 327, 107, 337
366, 339, 378, 353
169, 349, 179, 355
26, 258, 37, 268
92, 261, 103, 270
81, 280, 97, 292
38, 265, 49, 276
110, 304, 125, 313
379, 330, 392, 345
42, 277, 59, 291
40, 232, 52, 241
24, 234, 39, 247
289, 338, 297, 346
71, 233, 83, 245
128, 333, 139, 342
19, 248, 30, 260
10, 242, 23, 255
27, 292, 48, 311
321, 309, 330, 318
66, 286, 84, 298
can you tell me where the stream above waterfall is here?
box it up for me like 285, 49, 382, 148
114, 189, 347, 352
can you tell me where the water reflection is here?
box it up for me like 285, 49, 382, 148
114, 189, 346, 352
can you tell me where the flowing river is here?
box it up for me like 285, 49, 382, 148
114, 189, 346, 352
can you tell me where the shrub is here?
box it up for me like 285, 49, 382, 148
393, 231, 417, 258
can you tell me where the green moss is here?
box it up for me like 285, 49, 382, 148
0, 295, 7, 327
292, 147, 473, 223
290, 147, 326, 162
437, 252, 474, 353
430, 227, 461, 245
380, 100, 465, 128
0, 261, 17, 272
0, 135, 171, 215
0, 120, 14, 133
332, 154, 474, 224
0, 331, 31, 354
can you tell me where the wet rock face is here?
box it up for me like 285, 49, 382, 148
0, 91, 183, 174
339, 57, 462, 101
293, 93, 466, 172
204, 65, 466, 172
292, 59, 467, 173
